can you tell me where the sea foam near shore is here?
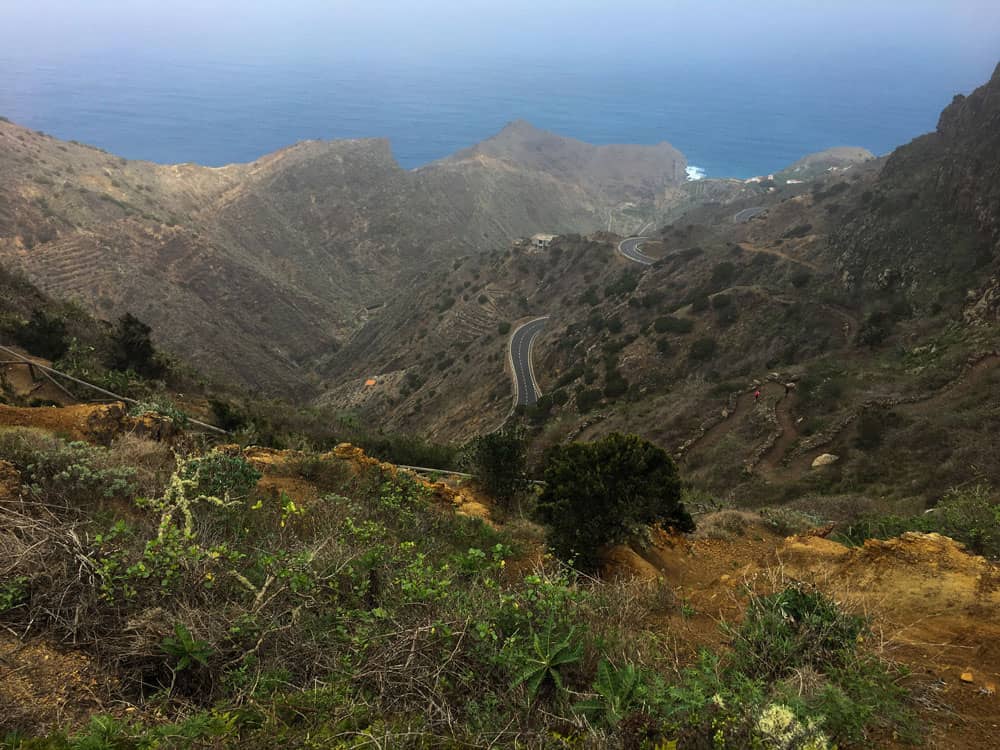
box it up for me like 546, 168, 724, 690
686, 165, 706, 181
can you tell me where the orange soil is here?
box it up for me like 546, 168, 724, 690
608, 521, 1000, 749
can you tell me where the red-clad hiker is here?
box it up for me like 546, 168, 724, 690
754, 388, 762, 403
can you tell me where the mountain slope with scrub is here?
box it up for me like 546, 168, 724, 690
324, 64, 1000, 517
0, 118, 686, 392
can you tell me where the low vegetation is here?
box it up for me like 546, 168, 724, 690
0, 427, 918, 747
836, 484, 1000, 558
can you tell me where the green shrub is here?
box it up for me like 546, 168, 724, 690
604, 271, 640, 298
575, 387, 603, 413
536, 433, 693, 570
730, 584, 865, 681
791, 269, 812, 288
715, 303, 739, 327
837, 485, 1000, 558
579, 286, 600, 306
180, 452, 261, 500
0, 428, 137, 508
462, 426, 529, 508
858, 310, 892, 347
710, 261, 737, 288
13, 309, 69, 360
129, 398, 189, 427
108, 313, 165, 378
688, 337, 717, 362
603, 370, 629, 399
690, 294, 710, 313
653, 315, 694, 334
782, 223, 813, 239
854, 408, 899, 450
497, 321, 511, 335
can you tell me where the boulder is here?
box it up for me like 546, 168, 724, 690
811, 453, 840, 468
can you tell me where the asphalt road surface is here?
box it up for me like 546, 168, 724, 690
617, 236, 656, 266
733, 207, 767, 223
509, 316, 549, 406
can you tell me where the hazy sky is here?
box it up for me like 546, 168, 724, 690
3, 0, 999, 67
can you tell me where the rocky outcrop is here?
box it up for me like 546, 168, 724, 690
832, 62, 1000, 300
0, 402, 178, 445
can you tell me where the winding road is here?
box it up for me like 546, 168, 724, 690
617, 236, 657, 266
508, 316, 549, 407
733, 206, 767, 223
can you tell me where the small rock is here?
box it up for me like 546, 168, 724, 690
983, 682, 996, 696
960, 671, 975, 684
811, 453, 840, 468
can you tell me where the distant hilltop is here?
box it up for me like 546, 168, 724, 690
435, 119, 687, 200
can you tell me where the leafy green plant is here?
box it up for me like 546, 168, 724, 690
180, 452, 261, 500
128, 398, 188, 427
729, 584, 865, 681
161, 622, 212, 671
575, 660, 643, 726
0, 576, 29, 613
13, 309, 69, 360
510, 617, 583, 701
688, 337, 717, 362
0, 428, 137, 508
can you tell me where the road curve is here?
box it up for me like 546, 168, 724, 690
617, 236, 656, 266
508, 316, 549, 407
733, 206, 767, 223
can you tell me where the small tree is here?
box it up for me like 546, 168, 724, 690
463, 426, 529, 509
15, 309, 69, 360
536, 433, 694, 571
109, 313, 164, 378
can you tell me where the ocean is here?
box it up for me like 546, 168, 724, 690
0, 51, 994, 179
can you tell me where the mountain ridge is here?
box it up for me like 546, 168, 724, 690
0, 119, 687, 391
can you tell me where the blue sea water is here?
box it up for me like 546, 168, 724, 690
0, 51, 994, 179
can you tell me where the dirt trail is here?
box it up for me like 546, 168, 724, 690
737, 241, 820, 270
682, 383, 784, 463
759, 391, 799, 474
685, 391, 753, 456
776, 354, 1000, 475
691, 355, 1000, 481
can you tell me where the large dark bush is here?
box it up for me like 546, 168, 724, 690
536, 433, 693, 570
108, 313, 165, 378
689, 337, 718, 362
14, 309, 69, 360
653, 315, 693, 334
462, 426, 529, 508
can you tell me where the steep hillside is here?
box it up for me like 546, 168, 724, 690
831, 61, 1000, 312
0, 120, 686, 392
323, 67, 1000, 514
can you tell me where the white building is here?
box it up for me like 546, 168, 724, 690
530, 233, 557, 249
